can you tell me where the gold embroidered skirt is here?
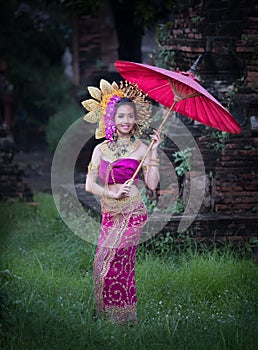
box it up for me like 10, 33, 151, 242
94, 194, 148, 323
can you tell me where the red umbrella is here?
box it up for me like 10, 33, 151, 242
114, 60, 241, 180
114, 60, 241, 134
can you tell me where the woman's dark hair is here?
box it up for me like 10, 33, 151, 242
114, 97, 137, 117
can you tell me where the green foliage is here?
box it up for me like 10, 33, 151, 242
162, 197, 185, 215
139, 227, 196, 257
0, 194, 258, 349
206, 130, 230, 151
173, 147, 193, 176
135, 0, 155, 28
46, 99, 83, 152
134, 1, 175, 29
141, 231, 175, 256
155, 22, 173, 44
0, 269, 18, 346
190, 15, 201, 24
62, 0, 102, 14
152, 48, 176, 70
140, 187, 158, 214
149, 22, 176, 70
251, 204, 258, 214
0, 1, 72, 126
171, 197, 184, 214
241, 33, 258, 59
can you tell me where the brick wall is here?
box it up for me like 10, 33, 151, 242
163, 1, 258, 85
157, 128, 258, 243
160, 128, 258, 215
196, 130, 258, 211
151, 1, 258, 242
159, 1, 258, 132
75, 10, 119, 88
214, 132, 258, 213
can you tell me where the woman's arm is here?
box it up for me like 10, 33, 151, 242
85, 144, 105, 196
85, 144, 132, 199
143, 130, 161, 190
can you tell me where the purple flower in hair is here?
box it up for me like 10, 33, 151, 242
104, 94, 122, 141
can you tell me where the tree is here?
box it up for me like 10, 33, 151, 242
0, 0, 72, 127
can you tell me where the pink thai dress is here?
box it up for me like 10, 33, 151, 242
94, 158, 148, 323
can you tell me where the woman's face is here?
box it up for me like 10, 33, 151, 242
114, 103, 136, 136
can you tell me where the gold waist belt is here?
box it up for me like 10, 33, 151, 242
101, 193, 143, 212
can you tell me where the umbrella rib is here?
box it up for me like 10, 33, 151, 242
195, 96, 212, 127
186, 94, 198, 124
204, 98, 225, 130
196, 96, 207, 125
211, 101, 229, 130
147, 81, 170, 94
182, 92, 201, 100
191, 95, 198, 124
200, 97, 217, 128
162, 86, 174, 106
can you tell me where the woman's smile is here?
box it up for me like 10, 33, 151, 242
121, 124, 131, 130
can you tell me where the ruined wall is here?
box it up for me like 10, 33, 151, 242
160, 1, 258, 125
74, 4, 119, 88
153, 1, 258, 241
213, 132, 258, 214
157, 127, 258, 243
74, 1, 258, 243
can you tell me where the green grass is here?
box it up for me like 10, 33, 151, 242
0, 193, 258, 350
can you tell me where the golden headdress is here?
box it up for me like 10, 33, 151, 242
81, 79, 152, 139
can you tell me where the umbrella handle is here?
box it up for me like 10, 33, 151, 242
128, 102, 176, 184
129, 139, 155, 183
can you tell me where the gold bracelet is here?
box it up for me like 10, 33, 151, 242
143, 164, 159, 170
150, 158, 159, 163
88, 161, 99, 173
102, 188, 108, 198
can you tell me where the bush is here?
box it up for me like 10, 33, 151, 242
46, 100, 84, 152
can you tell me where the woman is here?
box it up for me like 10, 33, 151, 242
83, 80, 161, 324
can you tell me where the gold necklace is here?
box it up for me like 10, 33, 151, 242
101, 137, 141, 161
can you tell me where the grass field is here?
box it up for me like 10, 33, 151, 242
0, 193, 257, 350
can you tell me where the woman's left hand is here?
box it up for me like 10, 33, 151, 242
150, 129, 161, 149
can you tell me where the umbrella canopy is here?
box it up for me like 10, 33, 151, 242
114, 60, 241, 134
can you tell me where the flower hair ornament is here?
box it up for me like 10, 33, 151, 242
81, 79, 152, 141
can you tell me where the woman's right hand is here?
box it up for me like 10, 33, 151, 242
107, 181, 132, 199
